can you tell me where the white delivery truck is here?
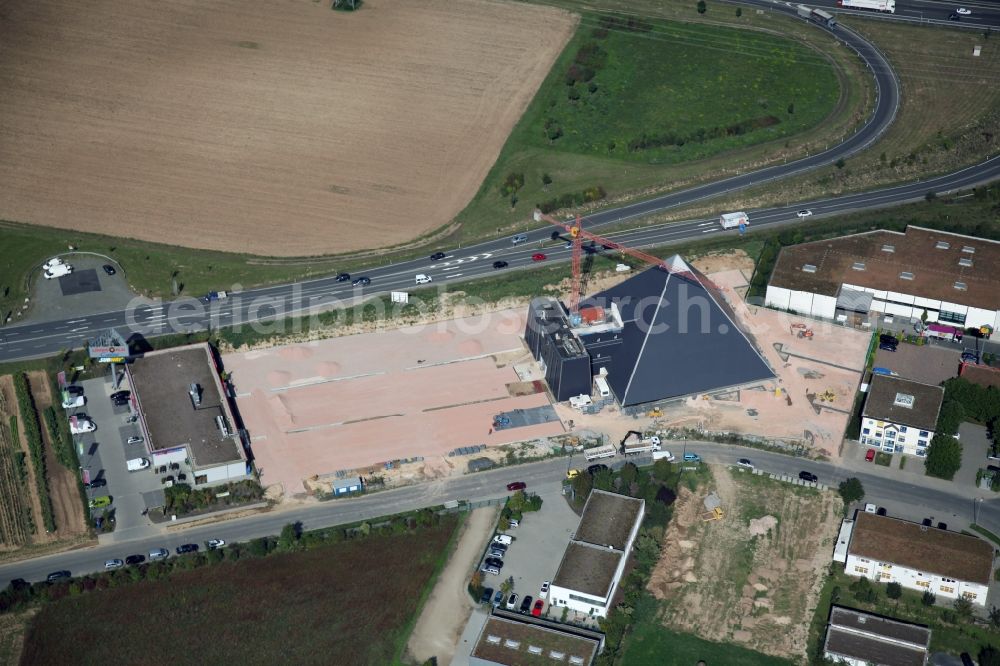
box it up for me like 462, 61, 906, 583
719, 212, 749, 230
838, 0, 895, 12
623, 439, 661, 456
652, 450, 676, 462
126, 457, 150, 472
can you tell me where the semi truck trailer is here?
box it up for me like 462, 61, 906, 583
719, 212, 749, 230
838, 0, 895, 13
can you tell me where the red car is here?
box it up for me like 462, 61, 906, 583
506, 481, 526, 492
865, 448, 876, 462
531, 253, 547, 261
532, 599, 544, 617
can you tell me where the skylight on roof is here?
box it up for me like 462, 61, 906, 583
881, 244, 895, 253
959, 258, 973, 268
852, 262, 866, 271
899, 271, 915, 280
962, 246, 975, 254
894, 392, 915, 408
935, 241, 951, 250
954, 281, 968, 291
802, 264, 817, 273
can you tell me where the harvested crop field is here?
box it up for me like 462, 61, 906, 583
647, 466, 842, 660
20, 516, 459, 665
0, 0, 576, 256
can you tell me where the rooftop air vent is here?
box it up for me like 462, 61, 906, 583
189, 383, 202, 407
881, 244, 895, 253
852, 262, 866, 271
935, 241, 950, 250
802, 264, 818, 273
962, 246, 975, 254
487, 635, 501, 645
954, 281, 968, 291
529, 646, 544, 655
899, 271, 915, 280
504, 639, 521, 649
959, 258, 973, 268
893, 392, 915, 408
550, 651, 566, 660
570, 658, 585, 666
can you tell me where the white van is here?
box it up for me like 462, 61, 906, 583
415, 274, 432, 285
126, 457, 150, 472
492, 534, 513, 546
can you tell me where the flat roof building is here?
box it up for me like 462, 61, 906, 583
846, 513, 992, 606
549, 490, 644, 618
765, 226, 1000, 330
823, 606, 930, 666
470, 612, 604, 666
525, 258, 774, 408
127, 343, 249, 486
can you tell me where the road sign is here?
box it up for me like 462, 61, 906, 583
390, 291, 409, 304
88, 328, 129, 362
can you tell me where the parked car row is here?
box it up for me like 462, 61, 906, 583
47, 539, 228, 579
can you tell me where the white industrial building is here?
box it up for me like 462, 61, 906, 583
764, 227, 1000, 330
549, 490, 645, 618
860, 375, 944, 457
844, 513, 992, 607
127, 343, 250, 486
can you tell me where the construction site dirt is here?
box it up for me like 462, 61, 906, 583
647, 465, 843, 660
224, 309, 565, 497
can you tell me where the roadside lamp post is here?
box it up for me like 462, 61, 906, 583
974, 497, 984, 525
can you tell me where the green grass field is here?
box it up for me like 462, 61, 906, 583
622, 604, 794, 666
18, 516, 458, 665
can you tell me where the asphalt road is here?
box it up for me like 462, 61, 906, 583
3, 442, 997, 585
808, 0, 1000, 27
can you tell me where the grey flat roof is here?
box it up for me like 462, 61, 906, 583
551, 542, 622, 599
825, 627, 927, 666
579, 258, 774, 406
130, 345, 244, 468
829, 606, 930, 647
574, 490, 643, 550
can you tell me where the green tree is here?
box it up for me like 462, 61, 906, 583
954, 596, 974, 622
936, 400, 964, 436
835, 158, 846, 169
572, 471, 593, 502
542, 173, 552, 190
619, 462, 638, 487
921, 590, 936, 606
981, 645, 1000, 666
593, 468, 614, 492
925, 435, 962, 480
989, 605, 1000, 629
838, 477, 864, 506
696, 0, 706, 13
925, 190, 937, 201
735, 6, 742, 17
886, 582, 902, 600
652, 458, 674, 482
279, 521, 303, 550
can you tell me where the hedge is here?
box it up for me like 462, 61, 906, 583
13, 373, 55, 532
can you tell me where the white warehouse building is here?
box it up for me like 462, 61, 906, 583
549, 490, 645, 618
844, 513, 993, 607
764, 226, 1000, 331
860, 375, 944, 458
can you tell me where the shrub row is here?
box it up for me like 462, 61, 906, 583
626, 115, 781, 153
43, 406, 76, 470
537, 185, 607, 214
163, 480, 264, 516
12, 373, 55, 532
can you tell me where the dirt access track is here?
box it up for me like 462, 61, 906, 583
0, 0, 576, 256
648, 466, 842, 660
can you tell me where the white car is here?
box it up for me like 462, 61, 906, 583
43, 257, 64, 269
206, 539, 226, 550
104, 559, 124, 570
69, 417, 96, 434
956, 7, 971, 15
796, 210, 813, 218
414, 274, 432, 285
505, 593, 518, 611
44, 264, 73, 279
540, 581, 550, 599
61, 395, 85, 409
864, 503, 877, 514
736, 458, 754, 470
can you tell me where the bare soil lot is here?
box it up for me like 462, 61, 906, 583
0, 0, 575, 256
648, 466, 842, 660
224, 309, 564, 495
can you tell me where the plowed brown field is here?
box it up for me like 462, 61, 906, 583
0, 0, 575, 256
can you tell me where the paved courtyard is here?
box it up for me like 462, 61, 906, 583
224, 309, 565, 495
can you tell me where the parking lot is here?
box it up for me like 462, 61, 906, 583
478, 487, 580, 619
872, 341, 963, 386
75, 375, 166, 540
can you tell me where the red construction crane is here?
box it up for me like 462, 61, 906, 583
532, 209, 698, 313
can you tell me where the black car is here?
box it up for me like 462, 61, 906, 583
8, 578, 29, 591
102, 264, 116, 276
876, 507, 887, 516
798, 471, 818, 483
430, 252, 447, 261
352, 276, 371, 287
47, 570, 71, 582
485, 557, 504, 569
125, 554, 145, 566
921, 518, 933, 527
335, 273, 351, 282
65, 386, 84, 396
492, 260, 509, 269
878, 334, 898, 352
111, 390, 130, 401
587, 464, 609, 475
87, 478, 107, 489
176, 543, 199, 555
520, 595, 534, 613
480, 587, 494, 604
